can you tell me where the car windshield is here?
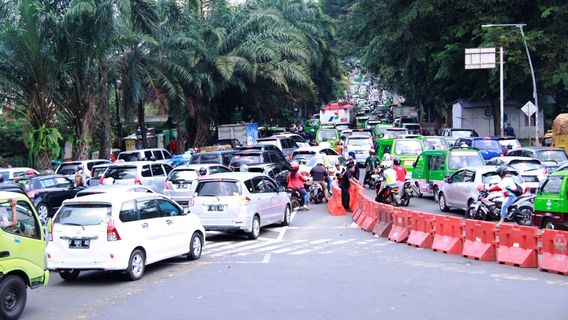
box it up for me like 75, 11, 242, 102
231, 154, 261, 166
104, 167, 137, 180
118, 152, 142, 162
452, 130, 473, 138
394, 140, 423, 155
54, 204, 111, 226
195, 181, 240, 196
347, 138, 372, 146
56, 163, 80, 175
536, 150, 568, 163
448, 152, 483, 170
317, 129, 338, 141
509, 160, 541, 171
168, 170, 198, 182
423, 138, 447, 150
473, 140, 500, 150
481, 172, 501, 185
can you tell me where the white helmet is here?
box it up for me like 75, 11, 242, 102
240, 164, 249, 172
382, 153, 393, 162
315, 159, 324, 166
381, 160, 393, 169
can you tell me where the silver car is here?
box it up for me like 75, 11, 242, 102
100, 161, 173, 193
438, 166, 502, 212
485, 156, 546, 193
164, 164, 231, 205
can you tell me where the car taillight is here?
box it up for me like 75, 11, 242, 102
134, 176, 142, 185
242, 196, 251, 205
107, 219, 121, 241
164, 180, 169, 190
542, 168, 548, 175
476, 185, 484, 192
48, 221, 54, 241
27, 190, 36, 198
99, 176, 105, 185
188, 197, 194, 206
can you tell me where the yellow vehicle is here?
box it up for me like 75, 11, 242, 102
543, 130, 553, 147
552, 114, 568, 151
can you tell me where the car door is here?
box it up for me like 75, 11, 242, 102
157, 199, 189, 256
250, 177, 270, 221
150, 164, 166, 193
50, 177, 75, 210
260, 177, 281, 224
135, 198, 168, 263
444, 170, 465, 206
454, 169, 476, 209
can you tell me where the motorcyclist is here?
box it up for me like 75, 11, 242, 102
310, 159, 330, 202
375, 160, 397, 203
486, 166, 523, 226
392, 158, 407, 184
287, 162, 310, 210
198, 167, 208, 177
363, 149, 380, 186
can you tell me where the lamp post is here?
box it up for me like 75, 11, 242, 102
481, 23, 539, 145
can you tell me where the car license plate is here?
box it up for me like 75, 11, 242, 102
355, 150, 364, 154
177, 184, 189, 189
69, 239, 90, 249
208, 205, 225, 211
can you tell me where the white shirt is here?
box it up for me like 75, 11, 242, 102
498, 176, 517, 195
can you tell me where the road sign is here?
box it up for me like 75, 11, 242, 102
465, 48, 497, 69
521, 101, 537, 117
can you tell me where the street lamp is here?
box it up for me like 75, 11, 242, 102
481, 23, 539, 145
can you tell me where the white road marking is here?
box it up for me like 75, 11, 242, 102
204, 241, 236, 249
208, 240, 280, 258
289, 239, 357, 255
262, 254, 271, 264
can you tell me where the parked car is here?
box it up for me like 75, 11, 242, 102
412, 147, 485, 199
506, 147, 568, 173
437, 166, 501, 212
0, 192, 49, 320
100, 162, 173, 193
87, 163, 112, 187
454, 137, 502, 161
55, 160, 112, 180
228, 149, 289, 171
0, 167, 39, 182
18, 174, 83, 221
342, 135, 374, 166
533, 170, 568, 230
440, 128, 478, 138
189, 150, 237, 167
164, 164, 231, 206
188, 172, 291, 239
256, 136, 298, 158
485, 156, 547, 193
75, 184, 155, 197
46, 192, 205, 281
117, 148, 172, 162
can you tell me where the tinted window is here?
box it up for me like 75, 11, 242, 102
450, 170, 465, 183
119, 200, 138, 222
168, 170, 198, 182
195, 181, 241, 196
541, 176, 564, 194
163, 164, 173, 174
119, 152, 142, 162
57, 163, 80, 175
55, 204, 112, 226
222, 153, 234, 166
92, 166, 108, 178
473, 140, 500, 150
263, 178, 278, 192
144, 151, 153, 160
55, 177, 72, 188
158, 199, 180, 216
536, 150, 568, 163
463, 170, 475, 183
40, 178, 56, 188
151, 164, 165, 176
244, 179, 255, 193
105, 167, 137, 179
192, 153, 221, 164
428, 155, 445, 170
154, 151, 164, 160
137, 199, 161, 220
230, 154, 261, 166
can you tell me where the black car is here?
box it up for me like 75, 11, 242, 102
18, 174, 84, 220
0, 182, 27, 197
189, 150, 237, 167
245, 163, 290, 186
229, 149, 290, 171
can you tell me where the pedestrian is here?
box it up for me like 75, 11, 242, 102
169, 136, 178, 154
348, 151, 360, 181
338, 163, 360, 212
504, 123, 515, 137
0, 198, 18, 230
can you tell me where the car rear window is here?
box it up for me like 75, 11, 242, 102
54, 204, 111, 226
394, 140, 423, 155
448, 151, 484, 170
168, 170, 198, 182
473, 140, 500, 150
347, 137, 372, 146
451, 130, 473, 138
191, 153, 221, 164
541, 176, 563, 193
104, 166, 137, 180
536, 150, 568, 163
92, 166, 108, 178
195, 181, 241, 196
481, 172, 501, 184
423, 138, 447, 150
118, 152, 142, 162
56, 163, 80, 175
509, 160, 541, 171
317, 129, 338, 141
231, 154, 262, 166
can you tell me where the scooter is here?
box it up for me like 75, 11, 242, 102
286, 187, 304, 209
308, 181, 325, 204
467, 189, 534, 226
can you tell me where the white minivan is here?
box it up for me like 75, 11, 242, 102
46, 192, 205, 281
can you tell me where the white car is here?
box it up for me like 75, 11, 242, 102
47, 192, 205, 281
485, 156, 546, 193
290, 146, 339, 165
0, 167, 39, 182
100, 161, 173, 193
188, 172, 292, 239
342, 136, 373, 165
164, 163, 231, 205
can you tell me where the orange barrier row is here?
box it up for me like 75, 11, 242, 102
333, 186, 568, 276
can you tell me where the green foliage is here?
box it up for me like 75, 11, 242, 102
27, 124, 63, 158
0, 115, 26, 156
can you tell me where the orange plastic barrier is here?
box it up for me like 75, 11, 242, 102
388, 208, 411, 243
372, 203, 393, 238
351, 190, 366, 223
432, 215, 464, 255
407, 211, 435, 248
540, 229, 568, 275
354, 195, 370, 227
349, 184, 363, 214
360, 199, 379, 232
327, 182, 347, 216
462, 220, 497, 261
496, 224, 539, 268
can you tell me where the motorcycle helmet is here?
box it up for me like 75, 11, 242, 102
496, 166, 508, 177
315, 159, 324, 166
370, 149, 376, 155
198, 167, 208, 176
291, 162, 299, 171
393, 158, 401, 166
381, 160, 393, 169
382, 153, 393, 161
348, 151, 356, 159
77, 165, 84, 172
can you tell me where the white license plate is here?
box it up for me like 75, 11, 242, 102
177, 184, 190, 189
69, 239, 90, 249
208, 205, 225, 212
355, 151, 365, 154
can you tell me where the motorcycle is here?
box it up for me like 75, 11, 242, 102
466, 189, 534, 226
308, 181, 325, 204
286, 187, 304, 209
366, 168, 381, 189
374, 177, 409, 207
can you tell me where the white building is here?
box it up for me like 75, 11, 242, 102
452, 98, 545, 139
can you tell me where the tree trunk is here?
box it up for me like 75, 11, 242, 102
98, 55, 111, 160
138, 101, 148, 148
37, 151, 52, 172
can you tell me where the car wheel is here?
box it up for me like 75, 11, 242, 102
125, 249, 145, 281
36, 202, 49, 221
543, 218, 557, 230
438, 193, 449, 212
59, 269, 80, 281
433, 187, 439, 202
400, 194, 410, 207
247, 215, 260, 240
281, 206, 291, 226
514, 208, 533, 226
0, 275, 27, 320
187, 232, 203, 261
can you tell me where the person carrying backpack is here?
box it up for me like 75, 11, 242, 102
487, 166, 523, 227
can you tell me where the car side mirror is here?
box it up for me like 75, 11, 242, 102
277, 186, 285, 193
444, 178, 450, 183
183, 207, 190, 215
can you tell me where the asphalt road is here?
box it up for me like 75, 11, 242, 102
24, 196, 567, 320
